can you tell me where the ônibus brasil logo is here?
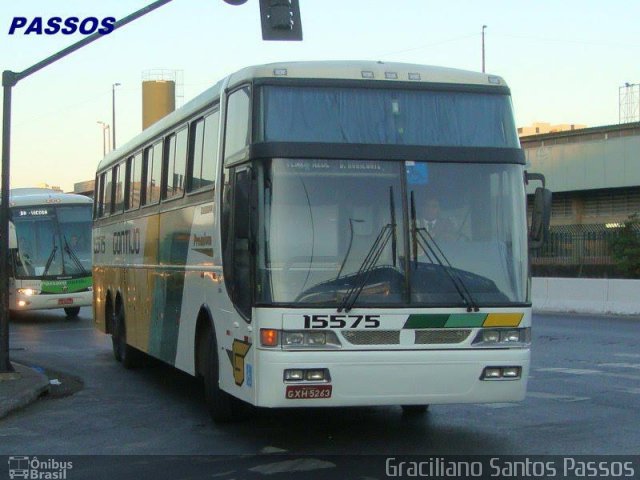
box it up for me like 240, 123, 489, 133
8, 16, 115, 35
8, 456, 73, 480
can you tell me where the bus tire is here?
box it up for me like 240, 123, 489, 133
203, 329, 246, 423
64, 307, 81, 319
112, 306, 142, 369
401, 405, 429, 415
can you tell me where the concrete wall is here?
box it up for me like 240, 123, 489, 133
532, 277, 640, 315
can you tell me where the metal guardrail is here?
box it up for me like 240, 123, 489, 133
531, 224, 640, 266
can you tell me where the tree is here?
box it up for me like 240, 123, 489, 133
610, 214, 640, 278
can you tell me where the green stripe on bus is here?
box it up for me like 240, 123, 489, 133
404, 314, 450, 329
404, 313, 489, 328
41, 276, 92, 294
445, 314, 487, 328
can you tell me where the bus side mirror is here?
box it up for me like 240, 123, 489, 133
529, 187, 552, 249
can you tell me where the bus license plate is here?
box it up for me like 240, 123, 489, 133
58, 298, 73, 305
286, 385, 332, 400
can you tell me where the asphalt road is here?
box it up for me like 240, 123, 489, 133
1, 308, 639, 477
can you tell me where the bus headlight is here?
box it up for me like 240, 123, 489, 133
472, 327, 530, 347
281, 331, 341, 349
17, 288, 40, 296
283, 332, 305, 346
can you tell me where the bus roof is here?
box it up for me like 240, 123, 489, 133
8, 188, 92, 208
97, 60, 509, 172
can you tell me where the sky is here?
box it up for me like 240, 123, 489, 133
0, 0, 639, 192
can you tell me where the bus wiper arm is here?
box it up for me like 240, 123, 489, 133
63, 235, 88, 275
338, 186, 398, 313
337, 222, 395, 313
42, 245, 58, 277
410, 191, 479, 312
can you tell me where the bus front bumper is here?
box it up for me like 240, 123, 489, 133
11, 291, 93, 311
252, 348, 529, 408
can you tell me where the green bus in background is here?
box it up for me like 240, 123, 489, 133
8, 188, 92, 318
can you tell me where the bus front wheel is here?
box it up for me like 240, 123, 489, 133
203, 329, 247, 423
64, 307, 81, 319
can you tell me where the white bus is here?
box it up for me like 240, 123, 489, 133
93, 61, 550, 422
9, 188, 93, 318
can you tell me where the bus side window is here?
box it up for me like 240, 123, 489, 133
231, 168, 253, 319
174, 127, 188, 197
96, 173, 105, 218
113, 163, 125, 214
144, 142, 162, 205
201, 110, 220, 190
104, 169, 114, 215
188, 119, 205, 191
126, 152, 142, 210
164, 134, 176, 199
224, 86, 250, 165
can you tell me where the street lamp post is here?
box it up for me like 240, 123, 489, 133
97, 121, 109, 157
482, 25, 487, 73
112, 83, 121, 150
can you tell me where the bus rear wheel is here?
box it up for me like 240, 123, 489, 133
112, 307, 142, 369
202, 329, 248, 423
64, 307, 81, 318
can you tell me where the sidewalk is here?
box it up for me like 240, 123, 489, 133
0, 362, 50, 419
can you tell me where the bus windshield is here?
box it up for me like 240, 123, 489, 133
255, 159, 527, 308
259, 85, 519, 148
11, 204, 92, 279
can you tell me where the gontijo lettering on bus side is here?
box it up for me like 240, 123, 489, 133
112, 229, 141, 255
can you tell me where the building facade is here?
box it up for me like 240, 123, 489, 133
522, 122, 640, 275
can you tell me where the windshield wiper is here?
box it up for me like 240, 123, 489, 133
42, 245, 58, 277
63, 235, 88, 275
410, 191, 479, 312
338, 187, 397, 313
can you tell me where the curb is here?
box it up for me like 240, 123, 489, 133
0, 363, 50, 420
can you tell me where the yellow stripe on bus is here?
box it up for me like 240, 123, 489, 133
483, 313, 523, 327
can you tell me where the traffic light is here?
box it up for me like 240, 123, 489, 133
259, 0, 302, 41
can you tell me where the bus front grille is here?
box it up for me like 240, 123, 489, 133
341, 330, 400, 345
414, 329, 472, 344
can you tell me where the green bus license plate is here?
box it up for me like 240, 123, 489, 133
286, 385, 332, 399
58, 298, 73, 305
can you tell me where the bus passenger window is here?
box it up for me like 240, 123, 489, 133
144, 142, 162, 205
224, 87, 250, 164
166, 128, 187, 198
174, 128, 188, 196
201, 110, 220, 189
113, 163, 125, 214
96, 173, 106, 218
104, 170, 113, 215
189, 119, 204, 191
127, 152, 142, 210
